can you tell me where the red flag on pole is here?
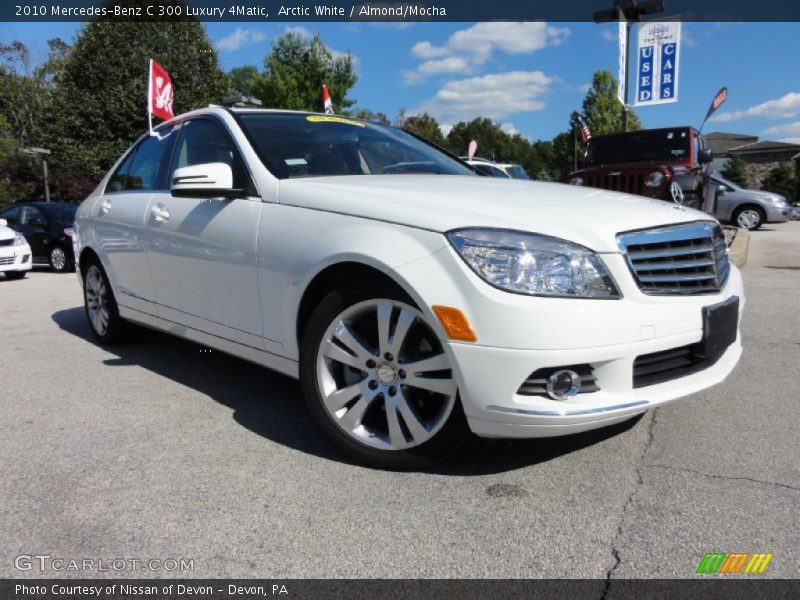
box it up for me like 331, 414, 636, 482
577, 116, 592, 143
148, 59, 174, 134
322, 84, 334, 115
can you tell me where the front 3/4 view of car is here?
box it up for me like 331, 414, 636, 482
72, 108, 744, 470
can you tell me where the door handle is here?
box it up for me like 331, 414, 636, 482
151, 204, 170, 222
99, 199, 112, 214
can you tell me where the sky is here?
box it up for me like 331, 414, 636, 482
2, 20, 800, 145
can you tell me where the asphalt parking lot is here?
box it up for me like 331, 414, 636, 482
1, 222, 798, 581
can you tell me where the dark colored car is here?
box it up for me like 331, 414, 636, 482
568, 126, 714, 210
0, 202, 76, 272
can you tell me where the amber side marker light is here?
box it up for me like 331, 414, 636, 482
432, 306, 477, 342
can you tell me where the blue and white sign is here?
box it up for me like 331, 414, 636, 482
634, 22, 681, 106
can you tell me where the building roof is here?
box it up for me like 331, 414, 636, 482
728, 140, 800, 155
705, 132, 759, 156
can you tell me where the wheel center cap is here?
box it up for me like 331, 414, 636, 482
376, 363, 397, 385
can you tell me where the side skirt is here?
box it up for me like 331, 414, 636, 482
118, 305, 299, 379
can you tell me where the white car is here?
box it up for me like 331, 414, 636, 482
73, 109, 744, 469
0, 218, 32, 280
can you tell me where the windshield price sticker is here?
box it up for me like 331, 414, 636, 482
306, 115, 365, 127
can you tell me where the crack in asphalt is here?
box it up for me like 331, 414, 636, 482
645, 464, 800, 493
601, 410, 659, 600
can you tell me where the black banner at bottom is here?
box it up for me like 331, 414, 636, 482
3, 579, 800, 600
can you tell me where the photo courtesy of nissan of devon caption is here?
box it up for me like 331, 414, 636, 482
73, 108, 744, 470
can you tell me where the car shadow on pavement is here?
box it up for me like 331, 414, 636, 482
52, 306, 642, 475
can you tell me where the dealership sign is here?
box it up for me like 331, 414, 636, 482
634, 22, 681, 106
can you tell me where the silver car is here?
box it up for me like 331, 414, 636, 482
711, 173, 791, 230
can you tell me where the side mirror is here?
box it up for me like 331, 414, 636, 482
30, 217, 47, 227
698, 149, 713, 164
171, 163, 243, 199
716, 185, 726, 196
0, 219, 6, 227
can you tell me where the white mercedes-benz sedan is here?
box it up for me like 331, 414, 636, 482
73, 108, 743, 469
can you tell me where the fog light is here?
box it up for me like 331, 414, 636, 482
22, 254, 30, 263
546, 369, 582, 400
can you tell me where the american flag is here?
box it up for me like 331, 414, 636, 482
322, 84, 334, 115
577, 116, 592, 143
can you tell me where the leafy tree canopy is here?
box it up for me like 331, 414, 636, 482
46, 0, 229, 176
720, 155, 749, 188
251, 32, 357, 114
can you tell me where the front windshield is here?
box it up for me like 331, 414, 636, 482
238, 113, 474, 179
585, 128, 691, 166
506, 165, 530, 180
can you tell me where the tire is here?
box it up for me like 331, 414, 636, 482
4, 270, 27, 280
82, 257, 128, 345
733, 205, 765, 230
49, 245, 73, 272
299, 281, 471, 470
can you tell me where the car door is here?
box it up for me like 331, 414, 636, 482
92, 128, 175, 313
145, 117, 264, 348
18, 206, 50, 259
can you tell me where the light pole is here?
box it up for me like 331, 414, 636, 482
593, 0, 665, 132
21, 147, 52, 202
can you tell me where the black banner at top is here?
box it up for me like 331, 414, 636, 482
3, 0, 800, 22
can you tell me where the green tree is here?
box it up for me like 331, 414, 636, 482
402, 113, 445, 146
720, 155, 749, 188
251, 32, 357, 113
227, 65, 260, 96
581, 70, 642, 135
761, 163, 796, 200
45, 0, 229, 179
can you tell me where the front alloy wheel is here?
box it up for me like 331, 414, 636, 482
301, 284, 470, 469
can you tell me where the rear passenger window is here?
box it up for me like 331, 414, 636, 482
125, 129, 174, 191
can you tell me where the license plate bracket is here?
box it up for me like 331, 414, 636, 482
699, 296, 739, 359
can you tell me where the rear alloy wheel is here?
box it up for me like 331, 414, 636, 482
300, 284, 470, 470
49, 246, 70, 272
83, 259, 128, 345
734, 206, 764, 230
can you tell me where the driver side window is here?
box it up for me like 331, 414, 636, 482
20, 206, 45, 226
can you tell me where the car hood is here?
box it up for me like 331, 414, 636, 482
730, 188, 782, 201
277, 175, 711, 253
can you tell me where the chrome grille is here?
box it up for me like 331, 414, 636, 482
0, 238, 14, 247
617, 222, 730, 295
0, 256, 15, 265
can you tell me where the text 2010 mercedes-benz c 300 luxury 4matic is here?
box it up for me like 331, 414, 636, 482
74, 109, 743, 469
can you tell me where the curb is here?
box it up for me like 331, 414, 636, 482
728, 227, 749, 268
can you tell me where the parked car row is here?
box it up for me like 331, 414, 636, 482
566, 126, 791, 231
0, 201, 77, 272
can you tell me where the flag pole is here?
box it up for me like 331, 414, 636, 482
147, 58, 154, 136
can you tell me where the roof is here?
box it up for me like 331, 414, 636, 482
704, 132, 759, 155
728, 140, 800, 155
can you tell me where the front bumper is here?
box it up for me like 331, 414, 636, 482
0, 245, 33, 272
766, 205, 790, 223
396, 245, 745, 439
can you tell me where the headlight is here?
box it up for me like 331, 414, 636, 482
447, 228, 620, 299
769, 196, 788, 206
569, 176, 583, 186
12, 232, 27, 247
645, 171, 664, 188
